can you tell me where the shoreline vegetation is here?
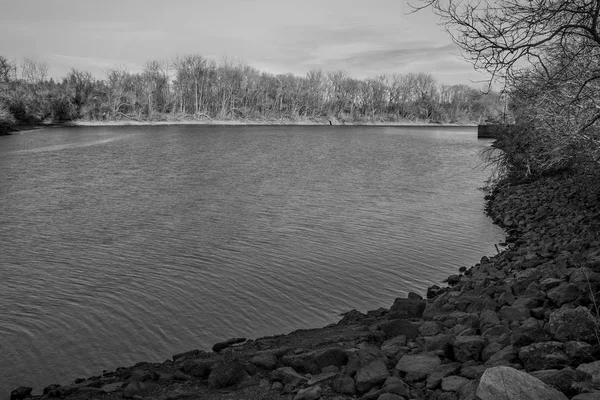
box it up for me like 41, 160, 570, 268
0, 54, 504, 138
9, 136, 600, 400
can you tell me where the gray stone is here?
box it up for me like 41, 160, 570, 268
510, 317, 551, 346
451, 335, 484, 362
346, 343, 387, 376
529, 367, 591, 394
269, 366, 307, 387
380, 319, 420, 340
10, 387, 32, 400
355, 359, 390, 393
571, 393, 600, 400
419, 321, 441, 336
481, 341, 504, 363
425, 362, 461, 389
565, 341, 594, 363
381, 335, 407, 358
388, 297, 426, 319
293, 385, 322, 400
518, 342, 569, 372
479, 309, 501, 333
577, 360, 600, 384
332, 375, 356, 395
484, 344, 518, 367
547, 283, 581, 306
250, 352, 278, 370
377, 394, 405, 400
477, 366, 568, 400
282, 347, 347, 374
441, 376, 470, 392
207, 361, 246, 388
122, 382, 149, 399
499, 305, 530, 322
395, 352, 441, 378
307, 371, 337, 386
547, 306, 599, 343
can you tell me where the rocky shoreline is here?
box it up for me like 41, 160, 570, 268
10, 168, 600, 400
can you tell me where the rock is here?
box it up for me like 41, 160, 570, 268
270, 366, 308, 387
212, 337, 246, 353
518, 341, 570, 372
332, 375, 356, 395
441, 376, 470, 392
479, 309, 501, 333
172, 349, 208, 362
395, 352, 441, 379
547, 283, 581, 306
312, 347, 348, 370
338, 309, 368, 324
565, 341, 594, 363
250, 351, 278, 370
10, 387, 32, 400
355, 359, 390, 393
172, 370, 191, 381
577, 361, 600, 384
425, 362, 461, 389
540, 277, 563, 291
419, 321, 441, 336
510, 317, 551, 346
380, 319, 420, 340
293, 385, 322, 400
388, 296, 426, 319
381, 335, 407, 358
571, 393, 600, 400
271, 381, 283, 391
427, 284, 445, 299
207, 361, 246, 388
530, 367, 591, 395
421, 333, 453, 353
179, 359, 214, 379
460, 365, 488, 379
547, 306, 599, 343
498, 305, 530, 322
477, 366, 568, 400
451, 335, 484, 362
307, 371, 337, 385
122, 382, 149, 399
377, 394, 405, 400
346, 343, 387, 376
484, 344, 518, 367
283, 347, 348, 374
481, 341, 504, 362
42, 384, 61, 395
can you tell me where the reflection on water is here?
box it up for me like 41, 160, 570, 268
0, 125, 503, 396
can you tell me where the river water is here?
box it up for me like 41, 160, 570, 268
0, 125, 503, 395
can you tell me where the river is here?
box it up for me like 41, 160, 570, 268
0, 125, 504, 396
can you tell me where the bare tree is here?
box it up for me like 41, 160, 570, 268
20, 56, 48, 84
418, 0, 600, 172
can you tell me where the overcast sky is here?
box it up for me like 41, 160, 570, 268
0, 0, 489, 86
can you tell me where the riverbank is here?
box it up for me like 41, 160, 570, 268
0, 117, 476, 134
9, 166, 600, 400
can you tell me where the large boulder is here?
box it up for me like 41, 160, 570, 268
332, 375, 356, 396
346, 343, 387, 376
270, 366, 307, 387
547, 306, 599, 344
577, 360, 600, 384
477, 366, 568, 400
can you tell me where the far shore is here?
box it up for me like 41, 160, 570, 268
68, 118, 477, 128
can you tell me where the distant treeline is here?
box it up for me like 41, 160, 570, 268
0, 55, 504, 127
